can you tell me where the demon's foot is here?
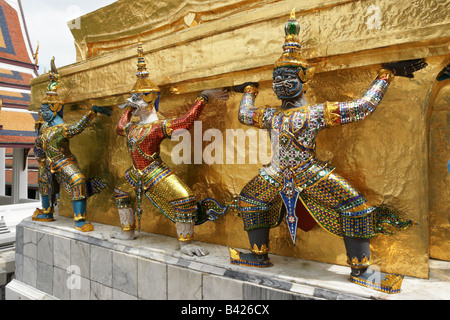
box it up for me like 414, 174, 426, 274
111, 230, 136, 240
179, 242, 209, 257
32, 208, 55, 222
229, 248, 270, 268
350, 269, 404, 294
74, 220, 94, 233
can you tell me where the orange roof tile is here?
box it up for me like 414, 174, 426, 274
0, 0, 33, 64
0, 108, 37, 147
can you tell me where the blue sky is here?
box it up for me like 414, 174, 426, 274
20, 0, 117, 74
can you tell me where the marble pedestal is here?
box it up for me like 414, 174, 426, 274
5, 216, 450, 300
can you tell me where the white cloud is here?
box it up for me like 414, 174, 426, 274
20, 0, 117, 74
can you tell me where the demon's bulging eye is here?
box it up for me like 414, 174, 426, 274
130, 93, 141, 103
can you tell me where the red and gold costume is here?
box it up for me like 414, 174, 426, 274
115, 95, 209, 230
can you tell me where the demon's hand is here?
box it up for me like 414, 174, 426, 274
383, 59, 428, 78
201, 89, 230, 101
231, 82, 259, 93
91, 106, 112, 116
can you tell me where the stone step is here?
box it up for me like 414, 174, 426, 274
0, 216, 9, 234
6, 216, 450, 301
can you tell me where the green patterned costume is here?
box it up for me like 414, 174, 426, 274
40, 110, 106, 203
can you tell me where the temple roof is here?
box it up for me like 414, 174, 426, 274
0, 107, 38, 148
0, 67, 33, 87
0, 90, 30, 108
0, 0, 36, 67
0, 0, 38, 148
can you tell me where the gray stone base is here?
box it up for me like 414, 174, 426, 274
6, 216, 450, 300
0, 249, 15, 300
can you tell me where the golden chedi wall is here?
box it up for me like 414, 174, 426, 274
29, 0, 450, 279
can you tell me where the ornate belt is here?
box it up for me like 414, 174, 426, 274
261, 158, 333, 188
130, 153, 163, 178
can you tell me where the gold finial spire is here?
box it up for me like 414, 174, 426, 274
131, 40, 160, 94
42, 57, 63, 112
137, 38, 144, 58
274, 8, 304, 69
33, 41, 39, 66
136, 41, 148, 79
